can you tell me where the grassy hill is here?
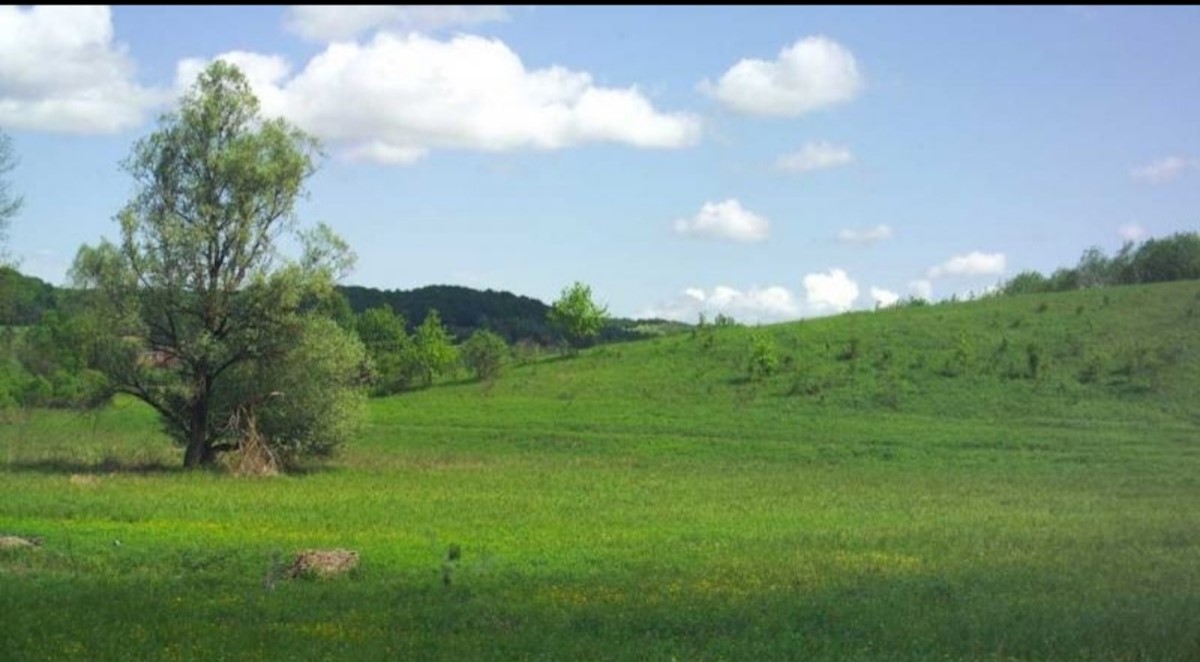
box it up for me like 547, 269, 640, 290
1, 281, 1198, 660
390, 279, 1199, 431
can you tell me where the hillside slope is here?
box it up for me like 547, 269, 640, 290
381, 280, 1200, 445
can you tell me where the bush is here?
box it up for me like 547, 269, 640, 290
461, 329, 508, 381
1003, 271, 1051, 297
218, 316, 369, 466
747, 333, 779, 381
1078, 351, 1107, 384
836, 338, 861, 362
1026, 343, 1042, 380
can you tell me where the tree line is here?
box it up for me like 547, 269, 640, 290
1001, 233, 1200, 296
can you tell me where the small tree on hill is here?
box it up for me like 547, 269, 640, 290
548, 281, 609, 353
410, 309, 458, 387
747, 332, 779, 381
355, 304, 413, 394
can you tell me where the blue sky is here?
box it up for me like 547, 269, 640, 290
2, 5, 1198, 321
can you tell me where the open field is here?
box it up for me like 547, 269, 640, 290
2, 282, 1199, 660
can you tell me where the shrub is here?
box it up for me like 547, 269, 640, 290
1078, 351, 1107, 384
836, 338, 861, 362
1026, 343, 1042, 380
461, 329, 509, 381
218, 316, 369, 467
747, 333, 779, 381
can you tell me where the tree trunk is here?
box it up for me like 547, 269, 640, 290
183, 375, 212, 469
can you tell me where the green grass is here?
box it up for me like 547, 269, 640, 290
2, 281, 1200, 660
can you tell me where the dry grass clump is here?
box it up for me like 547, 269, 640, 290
287, 549, 359, 579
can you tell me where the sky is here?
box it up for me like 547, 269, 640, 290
2, 5, 1198, 322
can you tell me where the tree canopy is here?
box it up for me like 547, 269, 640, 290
1000, 232, 1200, 296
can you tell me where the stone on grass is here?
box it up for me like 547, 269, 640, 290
287, 549, 359, 579
0, 535, 41, 550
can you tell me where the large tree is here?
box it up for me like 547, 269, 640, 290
71, 61, 365, 469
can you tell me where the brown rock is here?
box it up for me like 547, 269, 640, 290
0, 535, 41, 550
287, 549, 359, 579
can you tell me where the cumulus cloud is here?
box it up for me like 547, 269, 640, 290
286, 5, 509, 42
1118, 223, 1147, 242
908, 279, 933, 300
643, 284, 799, 323
697, 285, 799, 319
176, 33, 700, 164
1129, 156, 1196, 183
672, 199, 769, 243
927, 251, 1006, 279
837, 224, 892, 245
644, 269, 865, 323
776, 141, 854, 173
701, 36, 863, 117
870, 287, 899, 309
803, 268, 859, 313
0, 6, 161, 133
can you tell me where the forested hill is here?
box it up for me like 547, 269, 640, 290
338, 284, 558, 344
0, 270, 676, 346
337, 284, 687, 344
0, 272, 565, 344
0, 267, 56, 326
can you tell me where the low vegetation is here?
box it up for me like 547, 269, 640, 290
2, 279, 1198, 660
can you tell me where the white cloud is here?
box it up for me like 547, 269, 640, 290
803, 268, 859, 313
0, 6, 161, 133
176, 34, 700, 164
706, 285, 800, 319
643, 284, 799, 323
837, 224, 892, 245
644, 269, 863, 323
1129, 156, 1196, 183
908, 279, 933, 300
1118, 223, 1147, 242
701, 36, 863, 117
870, 287, 899, 309
776, 141, 854, 173
286, 5, 509, 42
927, 251, 1006, 279
673, 199, 769, 243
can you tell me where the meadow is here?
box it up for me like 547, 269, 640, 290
2, 281, 1199, 660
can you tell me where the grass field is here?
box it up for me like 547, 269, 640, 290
2, 282, 1199, 660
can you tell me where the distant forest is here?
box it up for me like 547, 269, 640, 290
339, 284, 558, 345
8, 232, 1194, 335
999, 232, 1200, 296
0, 271, 683, 345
